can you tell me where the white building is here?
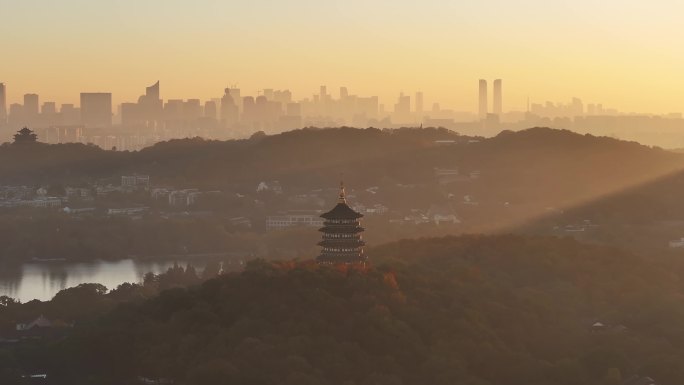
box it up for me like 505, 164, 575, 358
669, 238, 684, 248
168, 189, 200, 207
266, 213, 323, 229
121, 175, 150, 190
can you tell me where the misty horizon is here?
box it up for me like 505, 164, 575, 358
2, 1, 683, 113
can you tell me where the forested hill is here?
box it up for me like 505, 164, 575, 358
0, 127, 680, 192
20, 234, 684, 385
0, 127, 463, 187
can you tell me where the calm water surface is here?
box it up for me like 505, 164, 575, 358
0, 259, 214, 302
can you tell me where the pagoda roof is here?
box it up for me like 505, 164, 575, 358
320, 202, 363, 220
319, 225, 364, 233
318, 239, 366, 247
317, 254, 368, 264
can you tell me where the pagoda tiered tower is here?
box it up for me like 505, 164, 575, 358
316, 182, 367, 265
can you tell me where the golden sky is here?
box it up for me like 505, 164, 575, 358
1, 0, 682, 113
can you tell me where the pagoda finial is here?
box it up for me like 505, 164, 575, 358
338, 180, 346, 203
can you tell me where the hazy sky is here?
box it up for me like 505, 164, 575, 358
1, 0, 682, 113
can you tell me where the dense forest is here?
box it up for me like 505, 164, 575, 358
3, 234, 684, 384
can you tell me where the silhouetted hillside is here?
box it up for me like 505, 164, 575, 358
7, 234, 684, 384
0, 127, 678, 192
520, 160, 684, 255
0, 127, 464, 187
0, 127, 682, 264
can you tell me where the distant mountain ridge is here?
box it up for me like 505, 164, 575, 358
0, 126, 678, 187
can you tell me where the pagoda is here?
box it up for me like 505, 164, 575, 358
13, 127, 38, 144
317, 182, 367, 265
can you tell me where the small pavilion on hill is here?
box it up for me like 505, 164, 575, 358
13, 127, 38, 144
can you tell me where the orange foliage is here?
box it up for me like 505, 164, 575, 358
383, 271, 400, 290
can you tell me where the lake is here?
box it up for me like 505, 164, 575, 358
0, 259, 230, 302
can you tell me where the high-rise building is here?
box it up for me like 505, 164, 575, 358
184, 99, 202, 120
80, 93, 112, 127
415, 91, 424, 115
227, 89, 241, 112
146, 81, 160, 101
571, 97, 583, 116
394, 92, 410, 114
140, 81, 163, 128
204, 101, 217, 119
42, 102, 57, 115
24, 94, 39, 125
220, 88, 239, 126
0, 83, 6, 125
60, 104, 80, 126
8, 104, 23, 126
478, 80, 488, 120
493, 79, 502, 115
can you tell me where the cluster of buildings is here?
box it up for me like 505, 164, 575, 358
3, 79, 684, 149
0, 173, 217, 217
0, 185, 64, 209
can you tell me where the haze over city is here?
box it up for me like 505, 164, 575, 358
2, 1, 683, 113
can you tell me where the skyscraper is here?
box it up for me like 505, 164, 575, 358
493, 79, 502, 115
0, 83, 6, 125
146, 81, 160, 101
24, 93, 39, 125
139, 81, 162, 128
80, 93, 112, 128
340, 87, 348, 100
478, 79, 488, 120
204, 101, 217, 119
394, 92, 410, 114
220, 88, 238, 126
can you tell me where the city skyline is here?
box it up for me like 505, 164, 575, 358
0, 78, 649, 119
1, 1, 683, 114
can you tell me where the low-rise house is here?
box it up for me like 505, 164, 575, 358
122, 175, 151, 190
16, 315, 52, 331
96, 185, 123, 196
353, 203, 388, 215
0, 186, 33, 200
669, 237, 684, 248
434, 168, 462, 185
266, 212, 324, 229
288, 194, 325, 207
107, 207, 149, 217
169, 189, 200, 207
63, 207, 96, 215
30, 197, 62, 208
151, 188, 172, 200
428, 205, 461, 225
228, 217, 252, 228
65, 187, 93, 200
394, 211, 431, 225
463, 195, 479, 206
256, 181, 283, 194
0, 197, 62, 209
